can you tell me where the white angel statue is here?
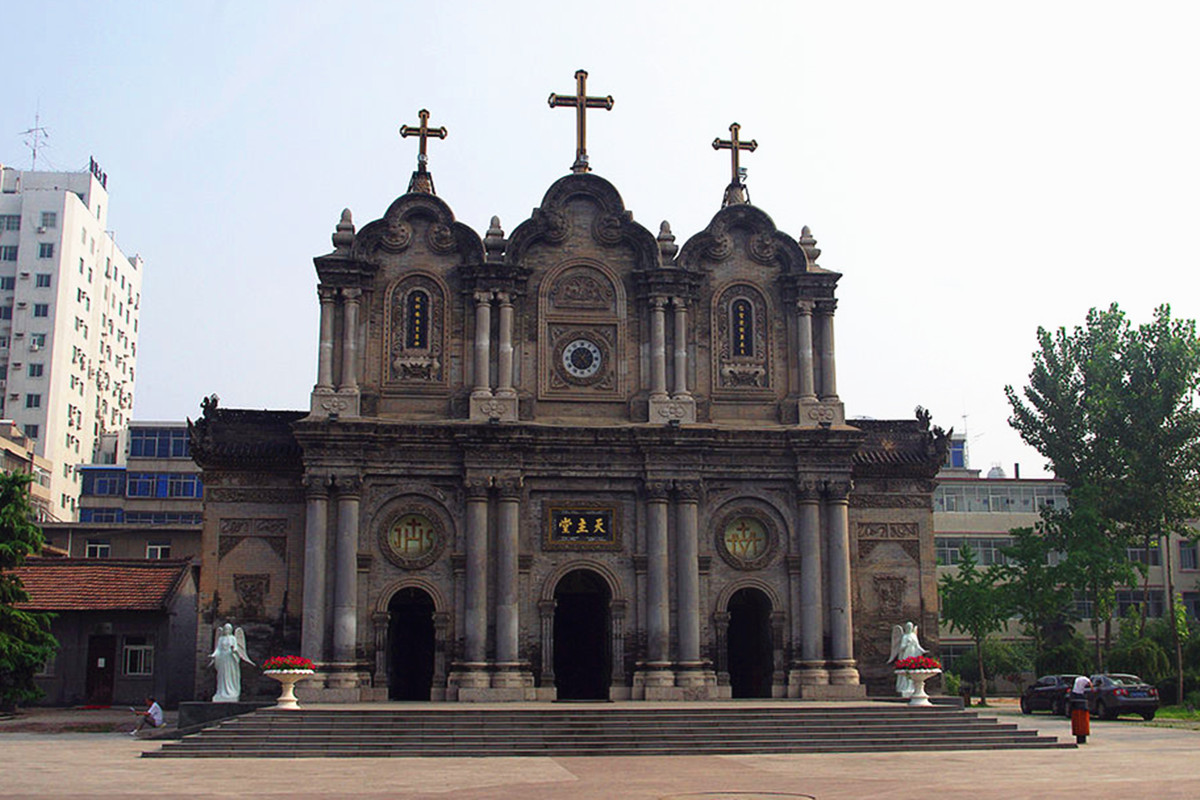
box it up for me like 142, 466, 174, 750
888, 621, 928, 698
210, 623, 254, 702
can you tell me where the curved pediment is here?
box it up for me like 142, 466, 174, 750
351, 192, 483, 266
505, 173, 659, 270
678, 203, 809, 275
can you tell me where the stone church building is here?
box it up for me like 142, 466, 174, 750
190, 81, 945, 703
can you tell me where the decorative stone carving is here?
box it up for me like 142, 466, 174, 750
591, 213, 624, 246
856, 522, 920, 540
713, 504, 780, 571
385, 274, 446, 386
233, 574, 270, 619
873, 575, 906, 616
549, 269, 615, 311
426, 222, 456, 254
377, 502, 448, 570
379, 219, 413, 253
535, 208, 569, 243
748, 232, 778, 265
714, 283, 770, 393
705, 232, 734, 261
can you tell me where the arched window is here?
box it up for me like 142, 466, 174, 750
406, 290, 428, 349
731, 298, 754, 357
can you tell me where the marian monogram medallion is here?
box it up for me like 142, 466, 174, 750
378, 505, 447, 570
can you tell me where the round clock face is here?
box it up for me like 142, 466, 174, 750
562, 338, 603, 378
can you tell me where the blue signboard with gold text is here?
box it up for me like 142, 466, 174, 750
545, 504, 620, 550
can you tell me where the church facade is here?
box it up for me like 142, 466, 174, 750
189, 84, 945, 703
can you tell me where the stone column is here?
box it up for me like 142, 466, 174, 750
538, 599, 557, 689
332, 476, 361, 664
610, 599, 627, 683
671, 298, 690, 398
796, 299, 817, 401
494, 478, 521, 667
816, 299, 838, 401
472, 291, 493, 398
432, 612, 450, 700
649, 297, 668, 400
496, 292, 516, 397
371, 611, 389, 688
712, 611, 731, 686
675, 481, 702, 677
825, 480, 859, 684
316, 287, 336, 390
796, 480, 828, 683
338, 288, 361, 393
644, 481, 671, 666
463, 478, 490, 667
301, 474, 329, 663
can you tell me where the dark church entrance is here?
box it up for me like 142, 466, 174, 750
388, 588, 435, 700
553, 569, 611, 700
727, 588, 773, 698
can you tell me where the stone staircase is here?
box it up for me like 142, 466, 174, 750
145, 704, 1072, 758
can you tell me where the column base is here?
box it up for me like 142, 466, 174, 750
294, 663, 369, 702
491, 663, 535, 690
469, 394, 518, 422
650, 395, 696, 424
797, 397, 844, 428
827, 659, 862, 686
633, 664, 680, 699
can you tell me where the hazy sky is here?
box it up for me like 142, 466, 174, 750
5, 1, 1198, 477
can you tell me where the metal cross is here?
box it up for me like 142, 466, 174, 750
548, 70, 614, 173
399, 109, 447, 173
712, 122, 758, 185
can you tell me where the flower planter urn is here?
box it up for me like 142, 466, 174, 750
895, 668, 941, 707
264, 669, 314, 710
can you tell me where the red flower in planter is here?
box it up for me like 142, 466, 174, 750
262, 655, 316, 671
894, 655, 942, 671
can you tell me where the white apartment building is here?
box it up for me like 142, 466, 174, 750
0, 162, 142, 520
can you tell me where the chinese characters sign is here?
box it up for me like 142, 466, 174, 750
545, 505, 619, 550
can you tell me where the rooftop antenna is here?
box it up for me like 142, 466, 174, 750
19, 108, 48, 171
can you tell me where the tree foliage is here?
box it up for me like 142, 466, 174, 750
999, 525, 1074, 662
0, 471, 56, 711
938, 545, 1011, 705
1005, 304, 1200, 700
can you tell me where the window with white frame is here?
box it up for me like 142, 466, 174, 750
146, 541, 171, 559
122, 636, 154, 676
39, 212, 56, 229
1180, 540, 1199, 571
84, 539, 110, 559
37, 243, 53, 258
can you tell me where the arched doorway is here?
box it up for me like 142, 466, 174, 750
553, 569, 611, 700
727, 587, 773, 698
388, 587, 435, 700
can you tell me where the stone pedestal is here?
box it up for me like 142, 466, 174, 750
469, 394, 518, 422
797, 398, 844, 427
649, 395, 696, 424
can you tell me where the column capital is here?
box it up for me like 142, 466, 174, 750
303, 472, 332, 497
464, 476, 492, 499
795, 298, 814, 315
495, 290, 513, 306
650, 296, 667, 310
473, 289, 494, 305
371, 610, 389, 625
795, 478, 822, 502
671, 296, 687, 309
538, 599, 557, 618
318, 285, 338, 302
813, 297, 838, 315
644, 480, 671, 501
496, 475, 523, 499
823, 478, 852, 502
674, 479, 702, 503
333, 473, 362, 497
341, 287, 362, 302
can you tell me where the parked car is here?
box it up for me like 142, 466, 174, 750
1020, 674, 1081, 716
1087, 673, 1159, 720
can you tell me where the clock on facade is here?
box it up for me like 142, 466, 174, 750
561, 338, 603, 379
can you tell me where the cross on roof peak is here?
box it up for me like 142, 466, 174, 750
548, 70, 614, 174
399, 109, 448, 194
712, 122, 758, 206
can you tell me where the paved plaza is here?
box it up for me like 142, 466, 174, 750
2, 703, 1197, 799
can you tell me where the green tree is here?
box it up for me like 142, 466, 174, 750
939, 545, 1011, 706
0, 472, 56, 711
1000, 524, 1074, 665
1043, 487, 1140, 671
1006, 304, 1200, 701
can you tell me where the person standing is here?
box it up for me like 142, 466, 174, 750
1070, 675, 1092, 744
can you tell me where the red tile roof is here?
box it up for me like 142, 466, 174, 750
9, 558, 192, 611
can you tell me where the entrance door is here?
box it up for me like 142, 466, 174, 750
85, 634, 117, 706
727, 588, 773, 698
388, 588, 435, 701
553, 569, 611, 700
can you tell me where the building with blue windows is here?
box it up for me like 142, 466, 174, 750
42, 421, 202, 560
